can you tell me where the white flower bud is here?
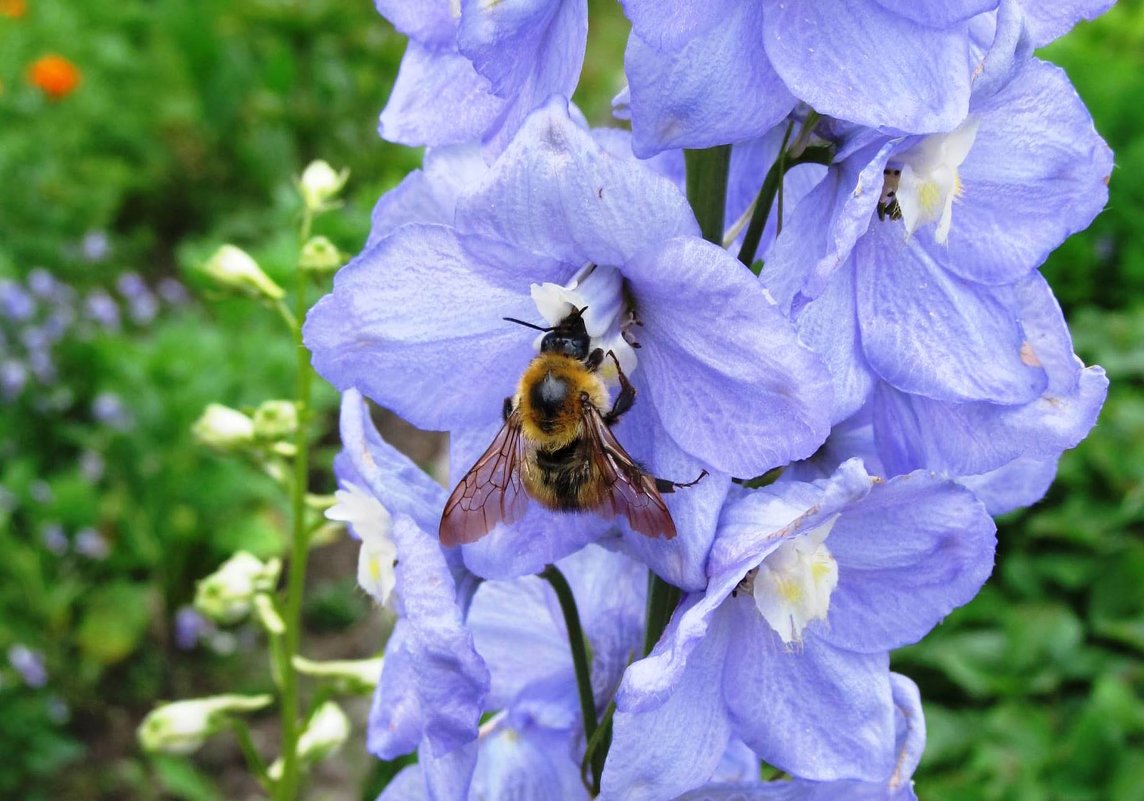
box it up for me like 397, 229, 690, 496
299, 161, 348, 211
192, 403, 255, 451
297, 701, 350, 762
253, 593, 285, 636
194, 552, 282, 625
299, 236, 344, 274
252, 399, 298, 440
203, 244, 285, 300
137, 694, 272, 755
292, 655, 383, 695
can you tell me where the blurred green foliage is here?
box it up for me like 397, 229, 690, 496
0, 0, 1140, 799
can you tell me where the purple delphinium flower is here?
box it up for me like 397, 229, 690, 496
337, 391, 490, 794
81, 230, 111, 262
118, 273, 160, 324
26, 268, 58, 299
765, 57, 1112, 424
8, 644, 48, 688
0, 280, 35, 322
669, 674, 924, 801
378, 0, 587, 155
74, 527, 111, 560
174, 606, 211, 651
617, 0, 1050, 156
600, 460, 995, 799
306, 99, 833, 588
84, 289, 121, 331
92, 391, 134, 430
40, 523, 69, 555
158, 278, 190, 306
1, 359, 27, 399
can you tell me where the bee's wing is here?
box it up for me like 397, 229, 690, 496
583, 406, 677, 540
438, 412, 530, 547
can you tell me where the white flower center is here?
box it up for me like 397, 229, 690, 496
894, 118, 980, 245
751, 516, 840, 645
325, 482, 397, 607
530, 263, 638, 381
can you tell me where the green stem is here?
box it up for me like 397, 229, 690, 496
540, 565, 598, 788
580, 700, 615, 795
684, 146, 732, 244
643, 572, 681, 656
736, 144, 834, 272
276, 207, 316, 801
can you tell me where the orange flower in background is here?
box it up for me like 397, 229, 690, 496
0, 0, 27, 18
28, 54, 80, 100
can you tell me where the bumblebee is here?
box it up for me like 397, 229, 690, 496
438, 307, 705, 547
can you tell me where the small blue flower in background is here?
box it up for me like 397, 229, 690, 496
8, 644, 48, 688
307, 99, 833, 587
602, 460, 994, 799
377, 0, 587, 154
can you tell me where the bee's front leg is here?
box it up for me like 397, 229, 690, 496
603, 351, 636, 425
654, 470, 709, 494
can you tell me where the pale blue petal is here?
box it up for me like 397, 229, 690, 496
601, 608, 734, 801
456, 98, 699, 267
338, 389, 446, 534
958, 455, 1059, 515
376, 0, 457, 46
762, 0, 971, 132
474, 725, 583, 801
723, 600, 896, 782
1019, 0, 1113, 46
871, 0, 995, 26
623, 3, 795, 157
305, 224, 569, 430
855, 221, 1047, 404
821, 472, 996, 652
627, 237, 832, 477
369, 145, 489, 246
379, 42, 504, 147
619, 0, 736, 49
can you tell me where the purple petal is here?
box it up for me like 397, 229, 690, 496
376, 762, 427, 801
627, 237, 832, 477
601, 609, 734, 801
423, 741, 480, 801
792, 260, 876, 424
457, 98, 699, 266
376, 0, 457, 46
871, 0, 996, 26
820, 472, 996, 652
305, 224, 569, 430
369, 625, 424, 758
620, 0, 736, 49
872, 274, 1108, 476
369, 145, 489, 246
474, 725, 583, 800
337, 389, 446, 534
762, 0, 971, 132
1019, 0, 1114, 46
765, 142, 893, 311
457, 0, 586, 101
379, 42, 505, 147
375, 516, 490, 758
888, 673, 926, 791
711, 458, 875, 576
623, 2, 795, 157
958, 455, 1059, 515
723, 600, 896, 782
939, 59, 1114, 285
855, 221, 1046, 404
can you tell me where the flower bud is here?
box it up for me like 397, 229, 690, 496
292, 655, 383, 695
297, 701, 350, 761
192, 403, 255, 451
194, 552, 281, 625
252, 399, 298, 440
299, 236, 344, 274
203, 245, 284, 300
253, 593, 285, 636
137, 694, 272, 755
299, 161, 348, 211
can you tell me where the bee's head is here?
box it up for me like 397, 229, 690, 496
504, 307, 592, 361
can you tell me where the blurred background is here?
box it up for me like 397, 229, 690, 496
0, 0, 1140, 799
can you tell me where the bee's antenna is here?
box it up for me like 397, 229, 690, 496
503, 316, 552, 332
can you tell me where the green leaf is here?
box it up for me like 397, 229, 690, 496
76, 582, 155, 665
